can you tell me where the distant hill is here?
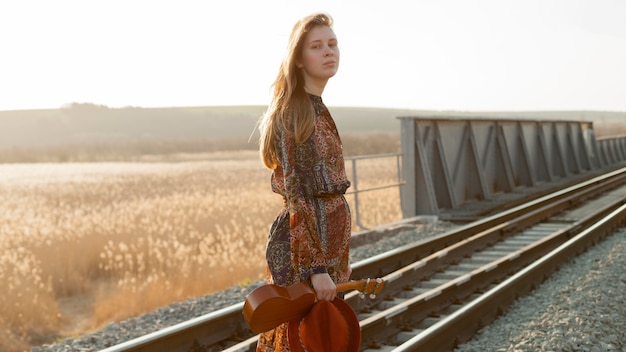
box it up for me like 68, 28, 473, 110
0, 103, 624, 149
0, 104, 408, 149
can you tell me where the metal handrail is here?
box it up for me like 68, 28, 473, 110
344, 153, 404, 230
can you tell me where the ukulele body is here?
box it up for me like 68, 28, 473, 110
243, 282, 316, 333
243, 278, 384, 333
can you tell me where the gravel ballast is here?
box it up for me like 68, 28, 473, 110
455, 228, 626, 352
36, 223, 626, 351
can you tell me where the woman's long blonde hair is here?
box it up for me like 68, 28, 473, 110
258, 13, 334, 169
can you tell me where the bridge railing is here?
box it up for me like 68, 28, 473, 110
596, 134, 626, 166
344, 119, 626, 223
397, 116, 624, 217
344, 153, 404, 230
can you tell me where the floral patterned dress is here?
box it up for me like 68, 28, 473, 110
257, 94, 352, 351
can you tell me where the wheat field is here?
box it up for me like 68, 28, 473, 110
0, 149, 402, 351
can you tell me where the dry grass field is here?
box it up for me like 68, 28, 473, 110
1, 105, 624, 351
0, 147, 402, 351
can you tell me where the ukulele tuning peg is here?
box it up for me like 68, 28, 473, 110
369, 293, 376, 299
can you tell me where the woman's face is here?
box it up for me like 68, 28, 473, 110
298, 25, 340, 85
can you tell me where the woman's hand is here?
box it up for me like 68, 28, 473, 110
310, 273, 336, 301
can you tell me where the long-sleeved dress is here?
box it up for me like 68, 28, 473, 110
256, 94, 352, 352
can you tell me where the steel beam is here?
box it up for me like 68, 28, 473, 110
399, 117, 609, 216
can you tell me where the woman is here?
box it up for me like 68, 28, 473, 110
256, 12, 352, 351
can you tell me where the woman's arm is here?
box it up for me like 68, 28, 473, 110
277, 126, 331, 284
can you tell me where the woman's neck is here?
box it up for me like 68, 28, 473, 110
303, 80, 327, 97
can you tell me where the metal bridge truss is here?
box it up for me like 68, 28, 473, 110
399, 117, 626, 216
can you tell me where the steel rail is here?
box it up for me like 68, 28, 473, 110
350, 166, 626, 280
98, 303, 247, 352
99, 166, 626, 352
393, 203, 626, 352
358, 186, 626, 350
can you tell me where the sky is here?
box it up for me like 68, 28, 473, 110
1, 0, 625, 112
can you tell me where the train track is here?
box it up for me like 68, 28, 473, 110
101, 167, 626, 352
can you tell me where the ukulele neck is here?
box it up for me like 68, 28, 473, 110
336, 278, 380, 293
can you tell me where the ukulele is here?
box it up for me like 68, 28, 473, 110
243, 278, 384, 333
